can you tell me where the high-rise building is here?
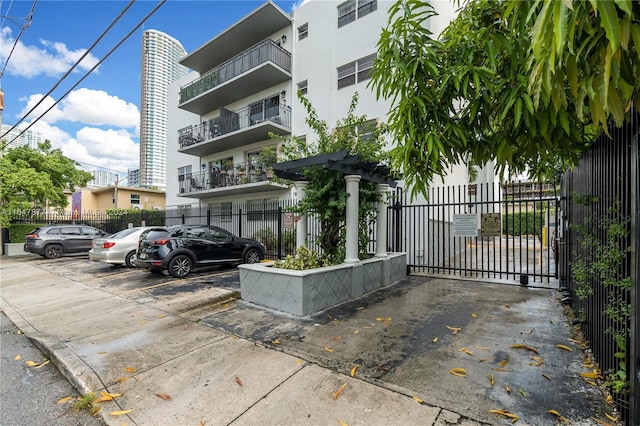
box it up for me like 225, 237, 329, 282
140, 29, 188, 190
1, 124, 43, 150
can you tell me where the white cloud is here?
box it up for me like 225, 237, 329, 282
18, 88, 139, 133
0, 26, 100, 78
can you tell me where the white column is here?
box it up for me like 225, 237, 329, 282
376, 184, 390, 257
295, 181, 308, 249
344, 175, 361, 263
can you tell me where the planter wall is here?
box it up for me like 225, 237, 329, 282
3, 243, 26, 257
239, 253, 407, 316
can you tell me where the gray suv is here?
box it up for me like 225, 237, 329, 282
24, 225, 109, 259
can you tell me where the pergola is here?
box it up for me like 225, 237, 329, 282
272, 150, 398, 263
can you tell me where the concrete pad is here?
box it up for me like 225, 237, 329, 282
99, 338, 305, 426
233, 363, 441, 426
64, 315, 229, 385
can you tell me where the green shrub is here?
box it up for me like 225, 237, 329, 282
252, 228, 277, 252
8, 223, 44, 243
273, 246, 331, 270
502, 211, 545, 237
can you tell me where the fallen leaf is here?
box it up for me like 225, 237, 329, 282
235, 377, 243, 387
591, 417, 615, 426
114, 377, 129, 384
432, 337, 438, 343
272, 339, 280, 345
124, 367, 137, 373
487, 373, 494, 386
295, 359, 304, 364
449, 368, 467, 378
605, 413, 619, 422
324, 346, 335, 352
337, 420, 349, 426
492, 367, 507, 372
581, 371, 602, 379
111, 409, 133, 416
519, 388, 526, 397
25, 360, 38, 366
446, 325, 461, 332
499, 359, 509, 367
155, 393, 172, 401
542, 374, 552, 381
377, 365, 389, 372
471, 313, 478, 318
332, 383, 347, 400
356, 306, 365, 310
14, 355, 21, 361
568, 338, 587, 347
586, 380, 598, 386
556, 344, 573, 351
502, 304, 511, 308
510, 344, 539, 354
34, 360, 50, 369
488, 409, 519, 423
478, 358, 491, 362
97, 351, 107, 355
102, 391, 122, 398
333, 336, 342, 341
412, 396, 423, 403
460, 347, 474, 356
350, 365, 359, 377
354, 330, 359, 334
376, 317, 392, 322
548, 409, 568, 423
57, 396, 73, 404
475, 346, 490, 351
605, 395, 613, 403
506, 385, 511, 394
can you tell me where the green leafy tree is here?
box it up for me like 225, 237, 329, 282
370, 0, 639, 198
0, 141, 93, 227
278, 92, 390, 264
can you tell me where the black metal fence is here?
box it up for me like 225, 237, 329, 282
558, 109, 639, 424
388, 183, 558, 285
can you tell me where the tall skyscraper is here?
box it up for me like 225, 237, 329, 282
140, 29, 188, 190
1, 124, 43, 150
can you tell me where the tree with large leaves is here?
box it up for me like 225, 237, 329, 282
370, 0, 639, 198
0, 141, 93, 227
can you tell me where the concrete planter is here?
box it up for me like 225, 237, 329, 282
3, 243, 26, 256
239, 253, 407, 316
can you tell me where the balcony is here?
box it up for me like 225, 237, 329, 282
178, 103, 291, 157
178, 162, 287, 199
179, 39, 291, 115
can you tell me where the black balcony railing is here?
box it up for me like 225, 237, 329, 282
179, 161, 276, 194
179, 39, 292, 104
178, 103, 291, 149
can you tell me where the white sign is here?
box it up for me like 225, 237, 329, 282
453, 214, 479, 237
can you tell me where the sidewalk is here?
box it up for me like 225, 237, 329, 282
0, 256, 614, 425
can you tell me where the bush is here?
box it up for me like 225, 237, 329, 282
502, 211, 545, 237
8, 223, 44, 243
252, 228, 277, 252
273, 246, 331, 270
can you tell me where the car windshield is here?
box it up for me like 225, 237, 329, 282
109, 228, 140, 239
143, 229, 169, 241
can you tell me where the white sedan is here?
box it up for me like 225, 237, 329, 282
89, 226, 156, 268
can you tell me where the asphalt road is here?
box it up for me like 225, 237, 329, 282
0, 310, 105, 426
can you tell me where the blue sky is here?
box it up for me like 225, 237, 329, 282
0, 0, 299, 177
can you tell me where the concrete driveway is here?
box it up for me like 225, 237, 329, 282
2, 255, 615, 425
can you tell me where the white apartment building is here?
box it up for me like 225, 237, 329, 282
140, 29, 189, 190
166, 0, 493, 212
1, 123, 44, 150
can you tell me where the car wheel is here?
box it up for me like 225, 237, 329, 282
243, 248, 261, 264
44, 244, 64, 259
124, 251, 137, 268
168, 255, 192, 278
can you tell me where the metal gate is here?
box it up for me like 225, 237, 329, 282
389, 182, 559, 286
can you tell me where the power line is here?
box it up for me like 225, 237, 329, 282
1, 0, 167, 151
0, 0, 37, 82
0, 0, 136, 140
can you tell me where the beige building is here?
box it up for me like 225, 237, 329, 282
65, 186, 165, 214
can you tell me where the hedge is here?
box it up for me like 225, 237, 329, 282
502, 211, 545, 237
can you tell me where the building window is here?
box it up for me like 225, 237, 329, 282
297, 80, 308, 95
338, 0, 376, 27
298, 23, 308, 41
130, 194, 141, 205
337, 54, 376, 89
358, 119, 378, 141
338, 0, 357, 28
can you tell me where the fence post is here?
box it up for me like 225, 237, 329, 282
630, 129, 639, 426
277, 206, 283, 260
238, 208, 242, 237
207, 209, 211, 226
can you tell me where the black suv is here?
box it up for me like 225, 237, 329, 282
134, 225, 266, 278
24, 225, 109, 259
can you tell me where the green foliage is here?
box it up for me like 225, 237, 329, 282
7, 223, 45, 243
253, 228, 277, 252
273, 246, 331, 270
73, 392, 100, 415
277, 92, 389, 264
502, 212, 545, 237
570, 201, 631, 394
370, 0, 638, 198
0, 141, 93, 227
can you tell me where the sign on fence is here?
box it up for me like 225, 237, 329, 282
452, 214, 479, 237
480, 213, 501, 237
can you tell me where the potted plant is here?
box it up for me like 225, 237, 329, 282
258, 145, 278, 178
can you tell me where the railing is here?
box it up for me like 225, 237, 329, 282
178, 103, 291, 149
179, 161, 276, 194
179, 39, 292, 104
